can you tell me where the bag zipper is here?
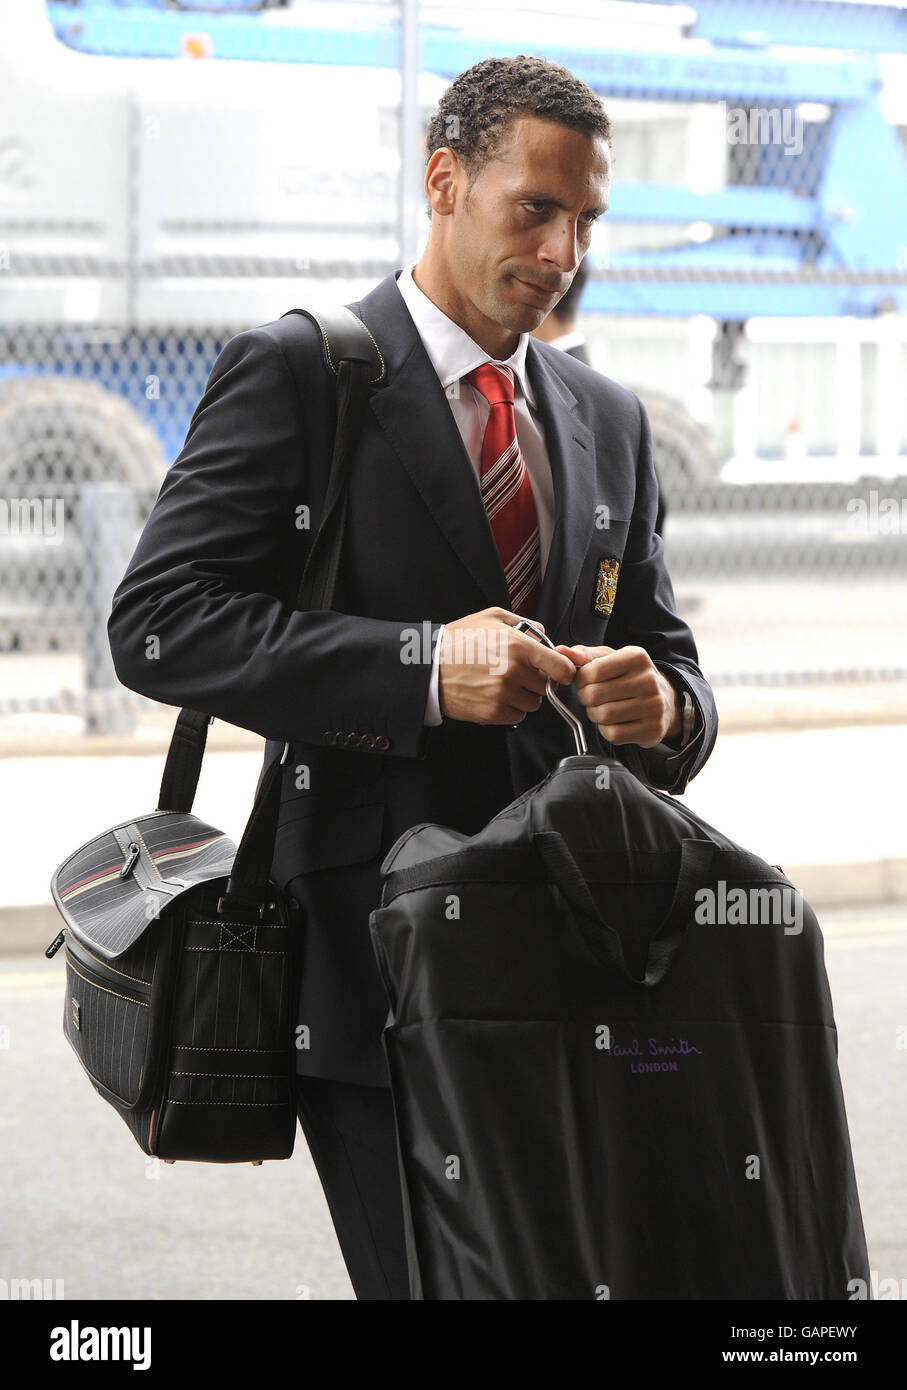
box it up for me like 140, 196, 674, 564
63, 934, 151, 1007
46, 928, 66, 958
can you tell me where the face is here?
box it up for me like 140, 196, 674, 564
423, 114, 611, 356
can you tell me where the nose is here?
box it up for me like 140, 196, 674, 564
538, 215, 583, 275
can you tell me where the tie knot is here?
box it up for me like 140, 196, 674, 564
465, 362, 515, 407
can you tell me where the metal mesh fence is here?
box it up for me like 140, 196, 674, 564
1, 0, 905, 735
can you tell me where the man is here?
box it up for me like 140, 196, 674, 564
531, 259, 667, 536
107, 54, 717, 1300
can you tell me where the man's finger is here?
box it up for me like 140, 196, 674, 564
512, 683, 546, 711
574, 668, 657, 703
495, 609, 545, 632
580, 645, 648, 680
554, 643, 591, 668
596, 718, 663, 748
556, 643, 618, 668
512, 632, 575, 684
585, 697, 653, 727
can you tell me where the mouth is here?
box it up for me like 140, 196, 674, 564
513, 276, 561, 299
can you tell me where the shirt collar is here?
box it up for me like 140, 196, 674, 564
395, 261, 536, 409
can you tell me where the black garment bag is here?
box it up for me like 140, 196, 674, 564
370, 623, 869, 1299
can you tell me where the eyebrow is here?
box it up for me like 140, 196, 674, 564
516, 191, 609, 217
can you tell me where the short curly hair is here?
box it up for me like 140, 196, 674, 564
424, 55, 612, 189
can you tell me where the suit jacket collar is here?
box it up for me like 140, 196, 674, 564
352, 271, 598, 638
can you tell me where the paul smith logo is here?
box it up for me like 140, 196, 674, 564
609, 1035, 702, 1074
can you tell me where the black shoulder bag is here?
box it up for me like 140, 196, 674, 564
46, 306, 385, 1165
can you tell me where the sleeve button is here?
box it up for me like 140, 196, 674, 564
375, 734, 391, 751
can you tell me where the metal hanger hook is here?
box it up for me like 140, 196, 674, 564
513, 619, 588, 755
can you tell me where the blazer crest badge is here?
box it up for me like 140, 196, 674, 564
593, 556, 620, 616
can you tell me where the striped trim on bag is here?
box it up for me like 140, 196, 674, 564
59, 834, 230, 902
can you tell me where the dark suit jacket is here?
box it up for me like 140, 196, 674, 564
107, 269, 717, 1087
564, 337, 667, 537
563, 339, 592, 367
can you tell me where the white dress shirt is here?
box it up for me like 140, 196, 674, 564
394, 261, 555, 726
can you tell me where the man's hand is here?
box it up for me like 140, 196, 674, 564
438, 608, 577, 725
555, 643, 681, 748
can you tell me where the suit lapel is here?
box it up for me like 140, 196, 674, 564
356, 274, 511, 609
525, 341, 598, 638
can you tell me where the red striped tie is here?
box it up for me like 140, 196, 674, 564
465, 363, 541, 617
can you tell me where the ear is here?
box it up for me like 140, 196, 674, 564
425, 146, 461, 217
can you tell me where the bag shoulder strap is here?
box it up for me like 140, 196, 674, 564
158, 304, 381, 843
286, 305, 385, 386
282, 306, 383, 610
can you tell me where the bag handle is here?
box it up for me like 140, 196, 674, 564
157, 708, 213, 816
533, 830, 716, 987
155, 306, 383, 917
